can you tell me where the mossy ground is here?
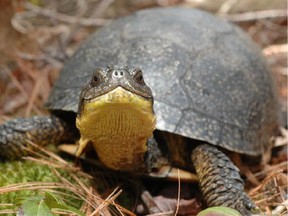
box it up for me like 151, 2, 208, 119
0, 1, 286, 215
0, 159, 84, 214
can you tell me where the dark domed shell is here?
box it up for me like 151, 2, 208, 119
46, 8, 279, 156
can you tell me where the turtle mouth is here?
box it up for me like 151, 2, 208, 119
78, 86, 155, 121
88, 86, 153, 104
83, 84, 153, 102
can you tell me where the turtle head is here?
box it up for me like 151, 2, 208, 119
75, 66, 156, 171
78, 66, 153, 107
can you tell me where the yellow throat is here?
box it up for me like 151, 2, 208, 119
76, 86, 156, 171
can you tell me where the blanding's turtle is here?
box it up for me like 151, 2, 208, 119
0, 8, 279, 215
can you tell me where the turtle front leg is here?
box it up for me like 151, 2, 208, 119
0, 114, 78, 160
191, 144, 255, 215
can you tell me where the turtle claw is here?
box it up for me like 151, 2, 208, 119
243, 193, 257, 212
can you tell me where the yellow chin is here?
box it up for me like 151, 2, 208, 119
76, 87, 156, 171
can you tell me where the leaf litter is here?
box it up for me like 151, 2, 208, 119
0, 0, 287, 215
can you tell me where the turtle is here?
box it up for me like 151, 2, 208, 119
0, 7, 279, 215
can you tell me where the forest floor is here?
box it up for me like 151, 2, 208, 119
0, 0, 287, 215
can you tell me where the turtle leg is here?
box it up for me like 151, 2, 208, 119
191, 144, 255, 215
0, 114, 78, 160
144, 137, 169, 171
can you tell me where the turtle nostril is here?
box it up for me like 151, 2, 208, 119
113, 70, 124, 78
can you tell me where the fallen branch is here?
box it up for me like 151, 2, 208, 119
24, 2, 111, 27
221, 9, 287, 22
263, 44, 288, 56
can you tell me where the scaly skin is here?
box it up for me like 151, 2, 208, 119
0, 114, 77, 159
192, 144, 255, 215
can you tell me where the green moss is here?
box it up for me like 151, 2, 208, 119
0, 160, 59, 185
0, 160, 84, 214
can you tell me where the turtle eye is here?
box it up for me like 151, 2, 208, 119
134, 70, 145, 85
91, 69, 102, 86
93, 75, 99, 83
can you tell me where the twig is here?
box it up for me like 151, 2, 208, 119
221, 9, 287, 22
253, 162, 287, 178
11, 11, 35, 33
0, 209, 16, 214
147, 212, 174, 216
271, 199, 288, 215
24, 2, 111, 26
250, 171, 284, 195
90, 0, 114, 18
2, 65, 41, 115
218, 0, 239, 14
0, 182, 66, 194
263, 44, 288, 56
91, 187, 120, 216
174, 169, 180, 216
24, 67, 48, 117
74, 0, 88, 18
17, 52, 63, 68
